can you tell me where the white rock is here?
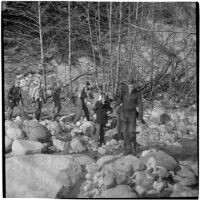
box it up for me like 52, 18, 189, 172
153, 181, 165, 192
171, 184, 197, 197
100, 185, 137, 198
12, 139, 45, 155
135, 185, 146, 195
5, 136, 14, 153
22, 120, 51, 143
76, 121, 81, 126
86, 163, 99, 173
140, 149, 178, 171
15, 116, 22, 122
109, 139, 118, 145
53, 139, 68, 152
97, 155, 118, 169
6, 127, 25, 140
6, 154, 82, 198
70, 138, 86, 153
80, 121, 96, 136
46, 121, 63, 135
102, 173, 116, 189
98, 147, 107, 155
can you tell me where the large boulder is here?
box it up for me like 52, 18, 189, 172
171, 184, 198, 197
22, 120, 51, 143
70, 138, 86, 153
6, 127, 26, 140
100, 185, 137, 198
46, 121, 63, 135
66, 154, 95, 166
12, 139, 45, 155
140, 149, 178, 171
80, 121, 96, 137
6, 154, 83, 198
5, 136, 14, 153
97, 155, 119, 169
53, 139, 69, 152
5, 121, 21, 130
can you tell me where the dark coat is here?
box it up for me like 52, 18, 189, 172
94, 100, 113, 124
114, 89, 143, 121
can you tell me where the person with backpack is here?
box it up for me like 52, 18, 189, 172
7, 79, 24, 120
31, 80, 45, 121
114, 80, 145, 155
93, 93, 113, 146
51, 80, 62, 121
74, 83, 90, 123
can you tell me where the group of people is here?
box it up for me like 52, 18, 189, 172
93, 79, 145, 155
7, 78, 145, 155
7, 79, 62, 121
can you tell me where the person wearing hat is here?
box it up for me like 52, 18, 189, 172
51, 80, 62, 121
74, 83, 90, 123
31, 80, 45, 120
114, 79, 145, 155
7, 79, 24, 120
93, 93, 113, 146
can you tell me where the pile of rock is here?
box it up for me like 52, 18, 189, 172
5, 119, 51, 155
136, 103, 197, 147
82, 149, 198, 198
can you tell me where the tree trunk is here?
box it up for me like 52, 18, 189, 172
38, 1, 46, 99
150, 3, 155, 97
87, 3, 98, 86
115, 2, 122, 94
68, 1, 72, 94
97, 2, 104, 92
107, 2, 113, 96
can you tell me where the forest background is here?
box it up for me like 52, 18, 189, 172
2, 2, 197, 113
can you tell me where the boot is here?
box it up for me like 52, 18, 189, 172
123, 143, 132, 156
130, 133, 140, 154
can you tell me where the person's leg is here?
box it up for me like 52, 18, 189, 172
35, 100, 41, 120
122, 119, 132, 155
57, 102, 62, 117
128, 112, 138, 153
74, 99, 83, 123
95, 123, 100, 143
8, 107, 14, 120
99, 124, 105, 145
82, 102, 90, 121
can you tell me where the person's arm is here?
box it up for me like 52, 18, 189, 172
138, 92, 145, 123
8, 87, 13, 101
19, 89, 23, 105
93, 101, 99, 114
114, 94, 122, 114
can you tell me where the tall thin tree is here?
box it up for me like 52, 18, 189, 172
87, 3, 98, 85
115, 2, 122, 93
68, 1, 72, 94
38, 1, 46, 98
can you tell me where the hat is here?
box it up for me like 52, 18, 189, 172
127, 79, 136, 85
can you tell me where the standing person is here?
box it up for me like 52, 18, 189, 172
51, 81, 62, 121
94, 93, 113, 146
7, 79, 24, 120
114, 80, 145, 155
74, 83, 90, 123
31, 80, 45, 121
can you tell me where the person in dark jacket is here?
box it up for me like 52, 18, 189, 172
52, 81, 62, 121
7, 80, 24, 120
74, 83, 90, 123
94, 93, 113, 146
32, 80, 45, 121
114, 80, 145, 155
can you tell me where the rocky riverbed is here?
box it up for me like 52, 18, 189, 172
5, 103, 198, 198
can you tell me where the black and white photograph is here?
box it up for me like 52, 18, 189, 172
2, 1, 198, 198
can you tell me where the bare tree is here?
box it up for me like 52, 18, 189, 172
115, 2, 122, 93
